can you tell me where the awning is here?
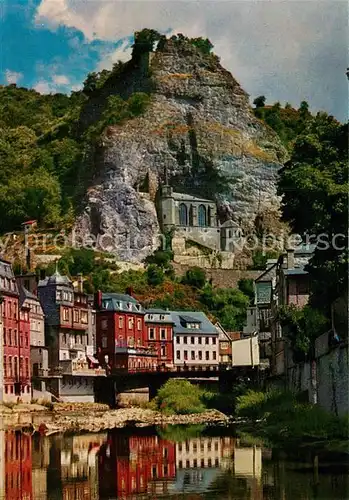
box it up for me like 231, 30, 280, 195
87, 355, 99, 365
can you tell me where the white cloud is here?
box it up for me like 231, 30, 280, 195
35, 0, 347, 121
52, 74, 70, 85
5, 69, 23, 84
95, 38, 133, 71
34, 80, 53, 94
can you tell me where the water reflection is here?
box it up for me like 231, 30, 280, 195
0, 425, 348, 499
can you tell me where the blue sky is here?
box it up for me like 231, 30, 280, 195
0, 1, 347, 121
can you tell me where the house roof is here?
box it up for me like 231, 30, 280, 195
171, 311, 217, 335
255, 262, 277, 283
101, 293, 143, 314
171, 192, 214, 204
19, 285, 39, 307
284, 266, 308, 276
38, 270, 72, 287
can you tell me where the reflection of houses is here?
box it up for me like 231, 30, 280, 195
171, 312, 219, 370
38, 271, 105, 402
98, 433, 176, 498
4, 431, 32, 500
47, 434, 106, 500
31, 436, 50, 500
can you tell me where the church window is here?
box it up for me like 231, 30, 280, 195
198, 205, 207, 227
179, 203, 188, 226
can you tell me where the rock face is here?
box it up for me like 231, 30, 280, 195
75, 37, 286, 262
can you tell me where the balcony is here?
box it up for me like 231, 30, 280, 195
115, 343, 157, 357
60, 360, 106, 377
68, 342, 86, 351
34, 368, 50, 378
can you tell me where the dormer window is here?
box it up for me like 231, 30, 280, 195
127, 303, 132, 311
160, 315, 165, 320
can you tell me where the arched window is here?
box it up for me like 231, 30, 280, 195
198, 205, 207, 227
179, 203, 188, 226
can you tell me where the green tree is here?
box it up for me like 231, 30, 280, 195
147, 264, 164, 286
253, 95, 266, 108
0, 167, 61, 231
182, 267, 206, 289
278, 118, 348, 309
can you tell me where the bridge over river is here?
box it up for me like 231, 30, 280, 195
94, 365, 261, 407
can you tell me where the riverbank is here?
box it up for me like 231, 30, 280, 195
235, 389, 349, 454
0, 403, 228, 434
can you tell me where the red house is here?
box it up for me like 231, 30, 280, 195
0, 258, 31, 402
144, 309, 174, 369
95, 292, 157, 372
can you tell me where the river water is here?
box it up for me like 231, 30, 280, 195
0, 425, 348, 499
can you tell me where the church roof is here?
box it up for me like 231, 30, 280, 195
38, 270, 72, 287
171, 192, 215, 204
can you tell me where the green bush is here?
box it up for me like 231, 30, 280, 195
236, 389, 349, 441
154, 379, 207, 415
182, 267, 207, 289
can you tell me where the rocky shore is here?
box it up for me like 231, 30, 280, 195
0, 403, 228, 434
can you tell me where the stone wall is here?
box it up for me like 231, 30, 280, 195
172, 263, 260, 288
286, 339, 349, 416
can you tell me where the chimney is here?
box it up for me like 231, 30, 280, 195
286, 248, 295, 269
77, 273, 84, 293
94, 290, 102, 309
126, 286, 133, 297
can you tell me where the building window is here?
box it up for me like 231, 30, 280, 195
184, 350, 188, 361
198, 336, 202, 344
221, 341, 228, 350
198, 204, 207, 227
63, 308, 69, 321
128, 317, 134, 329
191, 351, 195, 360
212, 351, 217, 360
148, 328, 155, 340
74, 309, 79, 322
176, 336, 180, 344
198, 351, 202, 360
25, 334, 28, 347
205, 337, 209, 345
92, 313, 96, 325
161, 346, 166, 357
206, 351, 210, 360
179, 203, 188, 226
81, 311, 88, 324
118, 316, 123, 328
137, 319, 142, 331
161, 328, 166, 340
3, 328, 5, 346
62, 334, 67, 344
101, 319, 108, 330
183, 337, 187, 344
190, 336, 195, 344
8, 329, 12, 346
102, 337, 107, 348
3, 356, 6, 377
212, 337, 217, 345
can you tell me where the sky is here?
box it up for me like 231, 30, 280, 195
0, 0, 347, 121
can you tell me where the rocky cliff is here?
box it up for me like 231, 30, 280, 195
74, 36, 287, 262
